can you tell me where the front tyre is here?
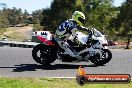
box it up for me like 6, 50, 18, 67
90, 49, 112, 65
32, 44, 57, 65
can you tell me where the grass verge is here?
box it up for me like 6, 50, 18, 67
0, 28, 6, 37
0, 77, 131, 88
0, 26, 32, 41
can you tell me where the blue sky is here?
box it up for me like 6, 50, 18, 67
1, 0, 125, 14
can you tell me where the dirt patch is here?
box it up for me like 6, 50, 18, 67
1, 26, 33, 41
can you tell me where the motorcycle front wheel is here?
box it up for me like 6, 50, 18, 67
32, 44, 57, 65
90, 49, 112, 65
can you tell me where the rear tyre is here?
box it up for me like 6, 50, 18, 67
32, 44, 57, 65
90, 49, 112, 65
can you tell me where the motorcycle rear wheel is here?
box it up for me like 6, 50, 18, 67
32, 44, 57, 65
90, 49, 112, 65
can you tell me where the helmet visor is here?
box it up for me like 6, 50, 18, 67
78, 17, 85, 24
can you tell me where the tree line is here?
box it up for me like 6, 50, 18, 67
40, 0, 131, 48
0, 7, 43, 28
0, 0, 131, 48
0, 7, 28, 28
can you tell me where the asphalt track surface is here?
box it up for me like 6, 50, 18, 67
0, 47, 132, 77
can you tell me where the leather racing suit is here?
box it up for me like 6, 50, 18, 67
54, 19, 92, 57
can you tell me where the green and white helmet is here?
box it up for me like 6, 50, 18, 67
72, 11, 85, 26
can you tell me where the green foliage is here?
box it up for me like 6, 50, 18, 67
40, 0, 132, 44
0, 28, 6, 37
83, 0, 114, 32
33, 24, 43, 31
0, 11, 9, 28
40, 0, 117, 35
23, 10, 29, 24
110, 0, 132, 35
0, 78, 132, 88
0, 2, 8, 28
0, 78, 44, 88
40, 8, 52, 31
109, 0, 132, 48
0, 0, 131, 43
121, 1, 132, 35
0, 7, 31, 28
32, 9, 43, 24
40, 0, 84, 33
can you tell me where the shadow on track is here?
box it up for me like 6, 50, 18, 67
10, 63, 105, 72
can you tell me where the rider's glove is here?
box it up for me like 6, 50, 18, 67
78, 26, 88, 31
78, 26, 92, 34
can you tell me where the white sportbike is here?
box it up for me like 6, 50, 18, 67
32, 28, 112, 65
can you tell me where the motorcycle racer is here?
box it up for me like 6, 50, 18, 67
54, 11, 92, 57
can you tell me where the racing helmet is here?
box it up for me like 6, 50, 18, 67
72, 11, 85, 26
